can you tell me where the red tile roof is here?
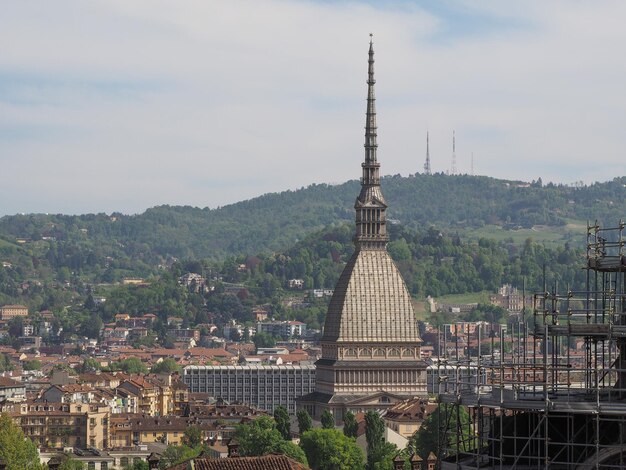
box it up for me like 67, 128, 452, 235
186, 454, 310, 470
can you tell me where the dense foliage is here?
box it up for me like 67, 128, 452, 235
299, 428, 364, 470
297, 409, 313, 436
321, 410, 335, 429
1, 174, 624, 268
365, 411, 399, 470
0, 413, 43, 470
233, 416, 308, 465
408, 404, 474, 461
343, 411, 358, 438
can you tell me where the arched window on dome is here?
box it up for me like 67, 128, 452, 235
402, 348, 415, 358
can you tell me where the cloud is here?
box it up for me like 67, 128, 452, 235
1, 0, 625, 215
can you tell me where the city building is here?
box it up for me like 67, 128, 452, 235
256, 320, 307, 339
489, 283, 532, 312
183, 364, 315, 414
297, 38, 427, 421
383, 398, 437, 439
109, 414, 227, 447
117, 376, 173, 417
7, 401, 110, 449
0, 304, 28, 320
0, 376, 26, 402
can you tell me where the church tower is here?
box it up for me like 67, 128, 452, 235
298, 38, 426, 421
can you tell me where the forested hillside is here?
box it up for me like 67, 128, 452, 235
0, 174, 624, 265
0, 221, 588, 340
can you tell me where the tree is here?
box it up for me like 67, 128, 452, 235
79, 313, 103, 339
23, 359, 41, 371
297, 409, 312, 435
7, 317, 23, 339
408, 404, 475, 461
253, 331, 276, 349
127, 461, 149, 470
57, 454, 85, 470
274, 405, 291, 440
368, 441, 399, 470
111, 357, 148, 374
150, 358, 181, 374
299, 428, 364, 470
321, 409, 335, 429
0, 353, 13, 372
78, 357, 101, 373
233, 416, 307, 465
83, 293, 96, 310
158, 445, 199, 469
365, 411, 386, 470
343, 411, 358, 438
182, 426, 203, 448
0, 413, 43, 470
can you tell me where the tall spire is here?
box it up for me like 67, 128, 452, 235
364, 34, 377, 164
424, 131, 432, 175
355, 35, 388, 250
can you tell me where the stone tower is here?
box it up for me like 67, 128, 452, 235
298, 38, 426, 421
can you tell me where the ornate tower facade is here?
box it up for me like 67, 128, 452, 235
298, 38, 426, 421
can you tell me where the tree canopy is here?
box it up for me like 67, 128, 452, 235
297, 409, 312, 436
321, 410, 335, 429
365, 411, 397, 470
150, 358, 181, 374
343, 411, 358, 438
408, 404, 475, 461
299, 428, 364, 470
0, 413, 43, 470
109, 357, 148, 374
182, 426, 203, 448
233, 416, 307, 465
274, 406, 291, 440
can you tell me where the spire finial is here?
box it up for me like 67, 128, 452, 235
364, 36, 377, 163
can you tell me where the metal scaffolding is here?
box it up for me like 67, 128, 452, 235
436, 221, 626, 469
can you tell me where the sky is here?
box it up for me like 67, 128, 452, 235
1, 0, 625, 216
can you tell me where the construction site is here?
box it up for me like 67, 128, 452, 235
434, 221, 626, 469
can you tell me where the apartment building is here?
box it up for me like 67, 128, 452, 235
117, 375, 173, 416
0, 304, 28, 320
183, 364, 315, 414
9, 401, 110, 449
109, 414, 228, 447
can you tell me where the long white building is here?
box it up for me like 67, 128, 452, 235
183, 364, 315, 414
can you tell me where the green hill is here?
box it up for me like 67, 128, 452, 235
2, 171, 623, 323
0, 173, 624, 271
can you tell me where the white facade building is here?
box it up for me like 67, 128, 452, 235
183, 364, 315, 414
